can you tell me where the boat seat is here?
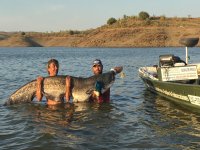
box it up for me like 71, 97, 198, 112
174, 62, 186, 67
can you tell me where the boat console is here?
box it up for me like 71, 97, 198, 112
158, 54, 198, 82
157, 38, 200, 82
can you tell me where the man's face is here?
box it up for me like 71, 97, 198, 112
48, 63, 58, 76
92, 64, 103, 75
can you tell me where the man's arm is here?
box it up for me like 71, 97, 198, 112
65, 76, 71, 102
36, 76, 43, 101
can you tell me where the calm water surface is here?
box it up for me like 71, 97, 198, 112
0, 47, 200, 149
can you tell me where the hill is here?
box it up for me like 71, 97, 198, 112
0, 17, 200, 47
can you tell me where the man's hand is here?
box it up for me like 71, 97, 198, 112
37, 76, 44, 84
113, 66, 123, 74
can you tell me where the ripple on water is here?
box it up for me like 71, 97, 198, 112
1, 48, 200, 149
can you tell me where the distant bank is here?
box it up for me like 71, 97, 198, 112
0, 17, 199, 47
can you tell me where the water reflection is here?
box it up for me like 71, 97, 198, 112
1, 47, 200, 149
7, 101, 115, 130
142, 90, 200, 148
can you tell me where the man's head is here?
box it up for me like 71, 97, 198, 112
47, 59, 59, 76
92, 59, 103, 75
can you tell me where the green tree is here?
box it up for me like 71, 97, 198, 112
21, 32, 26, 36
69, 30, 74, 35
138, 11, 150, 20
107, 17, 117, 25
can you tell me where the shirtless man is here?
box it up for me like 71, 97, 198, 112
36, 59, 71, 105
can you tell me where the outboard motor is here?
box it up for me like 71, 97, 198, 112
159, 54, 174, 67
159, 54, 186, 67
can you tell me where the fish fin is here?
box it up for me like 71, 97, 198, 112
4, 99, 11, 106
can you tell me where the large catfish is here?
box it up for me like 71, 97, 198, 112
5, 70, 121, 105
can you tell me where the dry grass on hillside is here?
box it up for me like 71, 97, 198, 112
0, 17, 200, 47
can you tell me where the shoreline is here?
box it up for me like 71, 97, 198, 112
1, 18, 200, 48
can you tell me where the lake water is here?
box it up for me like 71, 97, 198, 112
0, 47, 200, 149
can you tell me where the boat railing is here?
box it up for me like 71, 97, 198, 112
157, 65, 198, 82
139, 67, 158, 80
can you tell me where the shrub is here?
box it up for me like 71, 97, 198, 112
69, 30, 74, 35
123, 15, 128, 19
160, 15, 166, 20
145, 18, 151, 25
138, 11, 150, 20
21, 32, 26, 36
107, 17, 117, 25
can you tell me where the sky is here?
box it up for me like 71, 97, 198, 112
0, 0, 200, 32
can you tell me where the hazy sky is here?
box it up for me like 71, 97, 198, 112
1, 0, 200, 32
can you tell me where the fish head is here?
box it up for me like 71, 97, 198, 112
96, 71, 115, 94
71, 71, 116, 102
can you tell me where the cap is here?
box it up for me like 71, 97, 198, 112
92, 59, 102, 67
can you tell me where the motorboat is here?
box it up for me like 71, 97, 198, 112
139, 37, 200, 111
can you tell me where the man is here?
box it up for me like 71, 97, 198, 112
90, 59, 122, 103
36, 59, 71, 105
